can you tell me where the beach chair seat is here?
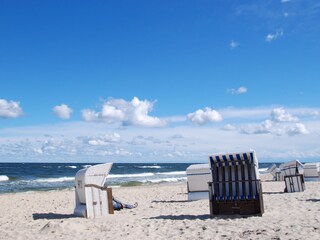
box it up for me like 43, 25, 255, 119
284, 174, 305, 193
280, 160, 305, 192
186, 164, 211, 201
74, 163, 114, 218
208, 150, 264, 216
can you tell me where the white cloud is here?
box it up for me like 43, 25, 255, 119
281, 0, 291, 3
0, 106, 319, 163
271, 108, 299, 122
230, 40, 239, 49
227, 86, 248, 95
287, 123, 309, 136
222, 124, 237, 131
53, 104, 73, 119
81, 97, 166, 127
187, 107, 223, 125
265, 29, 284, 42
238, 108, 308, 136
85, 133, 121, 146
0, 99, 23, 118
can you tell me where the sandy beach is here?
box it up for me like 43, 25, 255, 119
0, 179, 319, 240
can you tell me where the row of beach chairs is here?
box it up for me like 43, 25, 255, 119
73, 151, 318, 218
187, 151, 319, 216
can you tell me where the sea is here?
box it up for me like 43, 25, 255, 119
0, 162, 276, 194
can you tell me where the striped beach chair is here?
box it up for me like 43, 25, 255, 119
280, 160, 305, 192
208, 150, 264, 216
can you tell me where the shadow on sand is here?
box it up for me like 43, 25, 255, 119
305, 199, 320, 202
148, 214, 254, 221
262, 191, 285, 195
151, 200, 190, 203
148, 214, 211, 220
32, 213, 78, 220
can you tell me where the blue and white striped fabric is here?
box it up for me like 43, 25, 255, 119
209, 151, 257, 167
208, 150, 260, 201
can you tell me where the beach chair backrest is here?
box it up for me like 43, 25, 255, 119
209, 151, 260, 201
75, 163, 113, 203
279, 160, 303, 177
303, 162, 320, 178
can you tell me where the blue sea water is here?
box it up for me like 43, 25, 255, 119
0, 162, 276, 194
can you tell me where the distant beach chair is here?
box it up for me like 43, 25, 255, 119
208, 150, 264, 216
303, 162, 320, 179
260, 163, 278, 180
74, 163, 114, 218
186, 164, 211, 201
280, 160, 305, 192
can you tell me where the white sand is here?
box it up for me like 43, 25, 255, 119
0, 180, 319, 240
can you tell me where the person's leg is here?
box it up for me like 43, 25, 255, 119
123, 202, 138, 209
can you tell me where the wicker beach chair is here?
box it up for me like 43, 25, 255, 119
303, 162, 320, 179
74, 163, 114, 218
280, 160, 305, 192
186, 164, 211, 201
260, 163, 278, 180
208, 150, 264, 216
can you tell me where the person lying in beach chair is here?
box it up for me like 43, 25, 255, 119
112, 196, 138, 210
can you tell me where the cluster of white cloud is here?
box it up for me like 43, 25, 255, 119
187, 107, 223, 125
82, 97, 167, 127
0, 99, 23, 118
227, 86, 248, 95
270, 108, 298, 122
53, 104, 73, 119
265, 29, 284, 42
230, 40, 239, 49
1, 105, 319, 162
1, 119, 318, 162
83, 133, 121, 146
238, 108, 309, 136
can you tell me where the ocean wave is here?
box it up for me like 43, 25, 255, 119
34, 177, 74, 183
157, 171, 186, 175
82, 165, 92, 168
0, 175, 9, 182
137, 166, 161, 169
259, 168, 268, 172
108, 173, 154, 178
66, 166, 77, 169
142, 177, 187, 183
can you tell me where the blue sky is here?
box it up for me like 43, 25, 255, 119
0, 0, 319, 163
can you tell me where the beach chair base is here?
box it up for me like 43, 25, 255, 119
74, 187, 114, 218
208, 181, 264, 216
209, 199, 263, 216
284, 174, 305, 193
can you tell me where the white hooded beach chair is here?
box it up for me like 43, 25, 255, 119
279, 160, 305, 192
260, 163, 278, 180
303, 162, 320, 179
186, 164, 211, 201
74, 163, 114, 218
208, 150, 264, 216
